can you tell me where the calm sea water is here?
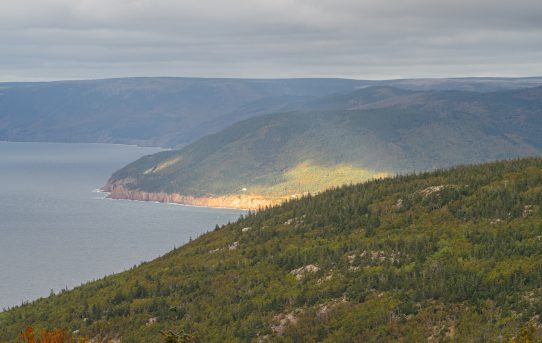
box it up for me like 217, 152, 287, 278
0, 142, 243, 310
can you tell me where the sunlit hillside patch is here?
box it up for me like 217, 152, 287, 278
249, 160, 389, 197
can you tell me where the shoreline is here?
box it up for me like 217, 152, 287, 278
99, 190, 251, 211
101, 183, 288, 211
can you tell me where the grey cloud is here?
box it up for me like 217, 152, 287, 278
0, 0, 541, 81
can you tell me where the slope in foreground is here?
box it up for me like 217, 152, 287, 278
3, 157, 542, 341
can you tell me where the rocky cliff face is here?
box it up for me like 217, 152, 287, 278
103, 180, 286, 210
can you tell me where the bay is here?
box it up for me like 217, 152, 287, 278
0, 142, 243, 310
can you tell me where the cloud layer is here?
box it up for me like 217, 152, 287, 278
1, 0, 541, 81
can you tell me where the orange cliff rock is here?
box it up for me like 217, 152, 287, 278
102, 180, 287, 210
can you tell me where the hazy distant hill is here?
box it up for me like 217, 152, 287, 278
1, 77, 541, 148
0, 77, 371, 147
381, 76, 542, 92
5, 157, 542, 341
104, 85, 542, 209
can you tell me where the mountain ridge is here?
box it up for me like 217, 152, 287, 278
0, 77, 371, 148
2, 77, 542, 148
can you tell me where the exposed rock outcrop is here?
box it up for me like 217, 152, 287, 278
290, 264, 320, 280
271, 310, 302, 335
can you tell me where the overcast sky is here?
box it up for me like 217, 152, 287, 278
1, 0, 541, 81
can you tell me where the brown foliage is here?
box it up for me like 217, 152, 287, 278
19, 327, 71, 343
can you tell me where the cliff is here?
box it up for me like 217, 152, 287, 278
103, 181, 287, 210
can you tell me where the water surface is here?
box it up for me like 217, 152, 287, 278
0, 142, 243, 310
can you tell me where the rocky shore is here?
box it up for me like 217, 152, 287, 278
102, 180, 286, 210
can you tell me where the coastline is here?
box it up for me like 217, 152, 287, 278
102, 183, 288, 211
0, 141, 245, 310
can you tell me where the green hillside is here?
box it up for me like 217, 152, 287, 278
4, 157, 542, 341
104, 86, 542, 208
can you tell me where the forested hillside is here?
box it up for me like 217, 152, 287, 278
3, 157, 542, 342
105, 85, 542, 209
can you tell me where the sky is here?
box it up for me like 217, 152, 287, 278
1, 0, 541, 81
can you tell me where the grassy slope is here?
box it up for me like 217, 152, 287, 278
106, 86, 542, 201
4, 157, 542, 341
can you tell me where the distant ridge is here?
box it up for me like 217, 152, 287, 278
0, 77, 370, 148
1, 76, 541, 148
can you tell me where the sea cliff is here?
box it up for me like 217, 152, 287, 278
103, 180, 286, 210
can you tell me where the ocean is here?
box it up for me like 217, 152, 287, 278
0, 141, 243, 309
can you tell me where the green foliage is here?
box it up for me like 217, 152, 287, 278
3, 157, 542, 341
